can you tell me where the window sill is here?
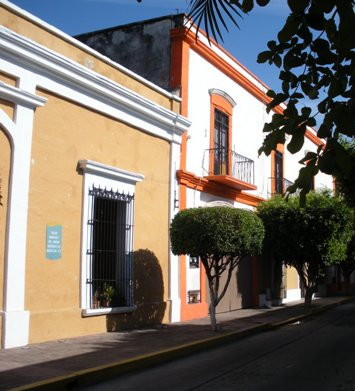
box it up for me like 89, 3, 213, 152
82, 305, 137, 317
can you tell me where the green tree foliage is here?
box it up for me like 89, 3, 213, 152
170, 206, 264, 330
340, 232, 355, 295
257, 191, 353, 306
337, 213, 355, 295
335, 138, 355, 208
187, 0, 355, 196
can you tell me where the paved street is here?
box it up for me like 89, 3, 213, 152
0, 297, 351, 390
85, 301, 355, 391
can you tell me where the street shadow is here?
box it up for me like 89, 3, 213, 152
0, 297, 339, 390
106, 249, 166, 331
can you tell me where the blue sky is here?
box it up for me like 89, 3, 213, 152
8, 0, 289, 91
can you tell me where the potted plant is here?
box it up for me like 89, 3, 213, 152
103, 283, 115, 307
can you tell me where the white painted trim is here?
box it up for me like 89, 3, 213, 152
82, 306, 137, 317
0, 26, 190, 143
185, 19, 269, 94
168, 141, 181, 323
283, 288, 302, 303
208, 88, 237, 107
0, 82, 47, 107
206, 200, 234, 208
0, 90, 39, 348
78, 160, 144, 185
0, 0, 182, 103
2, 310, 30, 348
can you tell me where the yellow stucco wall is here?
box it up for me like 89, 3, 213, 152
26, 89, 171, 343
0, 5, 178, 112
0, 127, 11, 348
286, 266, 299, 290
0, 6, 182, 346
0, 99, 15, 121
0, 71, 17, 87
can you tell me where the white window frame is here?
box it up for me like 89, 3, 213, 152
78, 160, 144, 317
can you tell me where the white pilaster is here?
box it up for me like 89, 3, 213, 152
168, 140, 182, 323
0, 85, 46, 348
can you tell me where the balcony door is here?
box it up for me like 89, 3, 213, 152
213, 108, 229, 175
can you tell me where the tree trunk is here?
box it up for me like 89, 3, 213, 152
209, 301, 217, 331
207, 276, 219, 331
272, 259, 283, 302
304, 286, 315, 307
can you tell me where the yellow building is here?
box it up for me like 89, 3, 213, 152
0, 0, 190, 348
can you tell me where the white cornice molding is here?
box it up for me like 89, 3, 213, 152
0, 81, 47, 108
186, 21, 269, 93
208, 88, 237, 107
0, 26, 190, 142
0, 0, 181, 103
78, 160, 144, 184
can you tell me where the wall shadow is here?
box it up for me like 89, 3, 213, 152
258, 256, 273, 296
106, 249, 166, 331
236, 256, 252, 308
208, 256, 253, 313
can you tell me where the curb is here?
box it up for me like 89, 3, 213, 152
12, 297, 354, 391
268, 296, 354, 330
13, 323, 270, 391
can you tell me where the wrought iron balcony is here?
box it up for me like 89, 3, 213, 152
203, 148, 256, 191
268, 177, 294, 196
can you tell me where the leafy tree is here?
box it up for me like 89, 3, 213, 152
257, 191, 352, 306
339, 217, 355, 295
170, 206, 264, 331
187, 0, 355, 197
335, 138, 355, 208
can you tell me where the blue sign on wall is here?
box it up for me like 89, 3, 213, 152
46, 224, 62, 260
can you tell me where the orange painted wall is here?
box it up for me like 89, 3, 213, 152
170, 29, 209, 321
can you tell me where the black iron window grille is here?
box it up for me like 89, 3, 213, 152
214, 109, 229, 175
188, 290, 201, 304
86, 186, 134, 309
189, 256, 200, 269
274, 151, 283, 194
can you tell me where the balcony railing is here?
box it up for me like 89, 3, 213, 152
203, 148, 255, 186
269, 177, 294, 196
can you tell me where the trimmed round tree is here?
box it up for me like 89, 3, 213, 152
258, 191, 353, 306
170, 206, 264, 331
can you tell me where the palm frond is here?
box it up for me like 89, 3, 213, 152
188, 0, 244, 42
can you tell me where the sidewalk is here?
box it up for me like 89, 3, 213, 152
0, 296, 352, 391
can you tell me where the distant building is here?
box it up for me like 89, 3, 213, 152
77, 15, 334, 321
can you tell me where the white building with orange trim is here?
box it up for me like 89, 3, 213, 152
77, 14, 335, 322
0, 1, 191, 348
